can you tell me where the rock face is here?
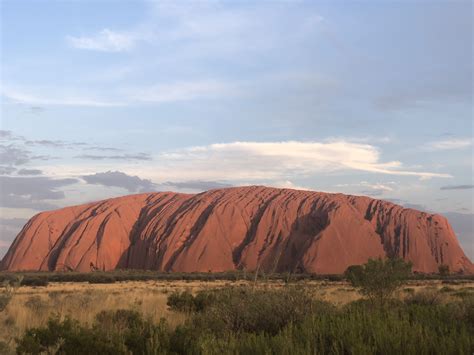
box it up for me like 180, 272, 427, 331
1, 186, 472, 274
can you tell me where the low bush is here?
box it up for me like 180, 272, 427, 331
189, 286, 330, 336
16, 317, 123, 354
16, 311, 170, 355
14, 289, 474, 354
167, 290, 217, 313
1, 270, 472, 285
87, 274, 116, 284
21, 277, 49, 287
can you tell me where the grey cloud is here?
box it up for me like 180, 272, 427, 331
76, 153, 152, 161
0, 130, 14, 139
0, 144, 31, 165
440, 185, 474, 190
26, 139, 89, 149
0, 130, 136, 164
31, 154, 58, 161
0, 166, 16, 175
82, 171, 157, 192
0, 176, 79, 210
0, 131, 59, 166
162, 180, 233, 191
0, 217, 29, 259
17, 168, 43, 176
25, 139, 66, 148
0, 217, 29, 228
86, 146, 123, 152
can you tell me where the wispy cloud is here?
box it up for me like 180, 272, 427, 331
424, 138, 472, 151
160, 180, 233, 192
440, 185, 474, 190
75, 153, 152, 161
67, 29, 137, 52
2, 79, 236, 107
336, 181, 396, 197
141, 141, 451, 181
2, 88, 124, 107
17, 169, 43, 176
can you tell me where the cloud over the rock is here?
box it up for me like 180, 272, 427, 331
148, 141, 452, 181
75, 153, 152, 161
82, 171, 157, 192
161, 180, 233, 192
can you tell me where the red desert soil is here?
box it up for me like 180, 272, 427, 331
1, 186, 472, 274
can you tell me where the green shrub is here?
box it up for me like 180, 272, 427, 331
167, 291, 199, 313
16, 316, 123, 354
15, 290, 474, 355
94, 309, 167, 354
16, 310, 171, 355
345, 258, 412, 306
188, 286, 333, 335
167, 290, 217, 313
171, 300, 473, 355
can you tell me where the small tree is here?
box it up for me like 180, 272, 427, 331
345, 258, 412, 306
438, 264, 450, 276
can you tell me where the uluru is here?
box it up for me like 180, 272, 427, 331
1, 186, 472, 274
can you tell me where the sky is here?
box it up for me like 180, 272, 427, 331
0, 0, 472, 259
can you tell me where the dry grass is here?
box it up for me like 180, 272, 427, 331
1, 279, 472, 347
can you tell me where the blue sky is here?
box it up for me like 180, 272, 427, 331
0, 0, 472, 258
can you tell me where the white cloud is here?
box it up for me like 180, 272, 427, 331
67, 29, 136, 52
34, 141, 452, 191
424, 138, 472, 151
271, 180, 313, 191
338, 181, 395, 192
335, 181, 397, 196
2, 88, 123, 107
137, 141, 452, 181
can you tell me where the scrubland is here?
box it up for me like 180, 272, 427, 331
0, 275, 473, 354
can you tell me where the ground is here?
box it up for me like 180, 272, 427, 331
1, 278, 473, 348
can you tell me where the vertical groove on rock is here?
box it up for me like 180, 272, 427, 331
232, 189, 285, 268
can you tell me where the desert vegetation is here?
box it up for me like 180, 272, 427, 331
0, 260, 473, 354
